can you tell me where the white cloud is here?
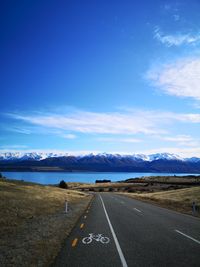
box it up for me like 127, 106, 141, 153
5, 127, 31, 135
7, 110, 164, 135
97, 137, 141, 143
0, 145, 28, 149
6, 109, 200, 139
176, 113, 200, 123
154, 28, 200, 46
160, 134, 193, 142
157, 134, 200, 147
147, 57, 200, 101
61, 134, 77, 139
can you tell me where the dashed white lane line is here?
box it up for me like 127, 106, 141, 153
99, 195, 128, 267
133, 208, 142, 213
175, 230, 200, 245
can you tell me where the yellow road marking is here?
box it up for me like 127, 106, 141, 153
80, 223, 84, 229
72, 238, 78, 247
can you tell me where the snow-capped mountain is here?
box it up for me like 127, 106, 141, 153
0, 152, 68, 161
148, 153, 184, 161
0, 152, 200, 173
0, 151, 191, 162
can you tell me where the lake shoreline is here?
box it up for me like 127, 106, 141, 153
2, 171, 200, 185
2, 169, 200, 173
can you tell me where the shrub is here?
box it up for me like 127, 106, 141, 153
95, 179, 111, 183
89, 188, 94, 191
59, 180, 68, 189
125, 187, 131, 191
128, 188, 135, 193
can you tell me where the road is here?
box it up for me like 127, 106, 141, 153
52, 193, 200, 267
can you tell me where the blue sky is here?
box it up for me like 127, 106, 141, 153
1, 0, 200, 157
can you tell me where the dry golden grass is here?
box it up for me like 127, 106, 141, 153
75, 182, 145, 189
67, 182, 91, 188
74, 175, 200, 190
120, 187, 200, 216
0, 178, 92, 267
143, 175, 200, 183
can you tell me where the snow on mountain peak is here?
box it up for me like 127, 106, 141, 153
148, 153, 184, 161
0, 151, 196, 162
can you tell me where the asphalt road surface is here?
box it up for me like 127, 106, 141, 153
52, 193, 200, 267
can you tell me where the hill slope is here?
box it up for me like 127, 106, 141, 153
0, 178, 91, 266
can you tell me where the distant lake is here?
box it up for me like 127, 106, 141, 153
2, 171, 200, 185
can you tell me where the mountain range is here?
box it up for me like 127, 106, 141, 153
0, 152, 200, 173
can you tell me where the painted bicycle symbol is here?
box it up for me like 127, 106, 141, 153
82, 233, 110, 244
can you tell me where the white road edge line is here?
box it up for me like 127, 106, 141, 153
99, 195, 128, 267
175, 230, 200, 245
133, 208, 141, 213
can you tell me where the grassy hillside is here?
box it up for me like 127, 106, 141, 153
121, 187, 200, 217
0, 178, 92, 267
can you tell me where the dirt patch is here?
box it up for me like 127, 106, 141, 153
0, 178, 92, 267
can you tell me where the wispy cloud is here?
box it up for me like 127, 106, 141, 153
0, 145, 28, 149
60, 133, 77, 139
5, 127, 32, 135
5, 108, 200, 141
6, 110, 165, 135
157, 134, 199, 147
147, 57, 200, 101
160, 134, 193, 142
97, 137, 142, 143
154, 27, 200, 46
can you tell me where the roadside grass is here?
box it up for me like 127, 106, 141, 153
143, 175, 200, 183
75, 182, 146, 190
74, 176, 200, 191
0, 178, 92, 267
120, 187, 200, 217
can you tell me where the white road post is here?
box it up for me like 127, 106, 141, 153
65, 200, 68, 213
192, 201, 196, 216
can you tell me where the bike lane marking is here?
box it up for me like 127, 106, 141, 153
99, 195, 128, 267
82, 234, 110, 245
